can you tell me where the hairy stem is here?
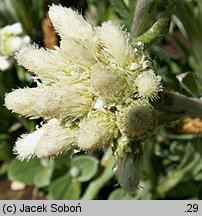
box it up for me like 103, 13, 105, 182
131, 0, 157, 37
131, 0, 175, 44
153, 91, 202, 119
134, 14, 171, 45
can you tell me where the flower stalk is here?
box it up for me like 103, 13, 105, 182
131, 0, 176, 44
153, 92, 202, 120
81, 150, 115, 200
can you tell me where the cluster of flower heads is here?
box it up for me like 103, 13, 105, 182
5, 5, 162, 192
0, 23, 30, 71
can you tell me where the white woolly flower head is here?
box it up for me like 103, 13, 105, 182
16, 45, 62, 81
48, 4, 92, 39
60, 38, 97, 67
96, 21, 132, 65
34, 84, 92, 119
14, 119, 77, 160
5, 87, 43, 118
5, 83, 92, 120
135, 69, 162, 100
4, 6, 161, 158
34, 119, 77, 158
77, 111, 118, 151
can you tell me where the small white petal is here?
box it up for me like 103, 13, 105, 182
94, 99, 105, 111
130, 62, 140, 71
48, 5, 92, 39
0, 23, 22, 35
0, 56, 11, 70
7, 36, 23, 53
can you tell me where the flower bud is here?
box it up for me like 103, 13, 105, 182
116, 100, 157, 140
125, 105, 157, 139
135, 69, 162, 100
115, 138, 143, 193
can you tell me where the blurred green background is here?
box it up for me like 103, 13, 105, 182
0, 0, 202, 200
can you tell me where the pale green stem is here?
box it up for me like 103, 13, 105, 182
81, 152, 115, 200
131, 0, 175, 44
131, 0, 158, 37
134, 14, 171, 45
